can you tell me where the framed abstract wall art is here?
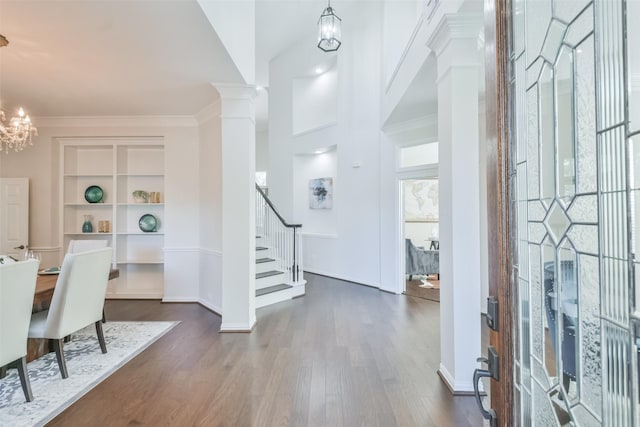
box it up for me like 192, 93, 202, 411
309, 177, 333, 209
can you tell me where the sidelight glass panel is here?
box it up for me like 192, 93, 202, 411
541, 238, 557, 385
543, 202, 570, 245
632, 138, 640, 190
529, 222, 546, 245
541, 20, 567, 64
525, 0, 552, 67
563, 3, 594, 48
521, 277, 532, 382
567, 224, 598, 255
539, 65, 555, 207
516, 55, 527, 164
509, 0, 636, 423
527, 57, 545, 89
567, 195, 597, 223
528, 200, 547, 222
595, 0, 625, 131
577, 254, 602, 420
527, 86, 541, 200
574, 36, 597, 194
554, 0, 591, 24
601, 192, 628, 260
558, 241, 578, 401
555, 46, 576, 205
628, 0, 640, 134
533, 381, 560, 427
513, 0, 525, 58
531, 243, 544, 362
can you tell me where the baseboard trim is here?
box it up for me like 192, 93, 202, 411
219, 318, 256, 333
161, 297, 197, 303
437, 363, 482, 395
197, 298, 222, 316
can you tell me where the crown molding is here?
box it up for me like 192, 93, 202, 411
426, 13, 483, 56
33, 115, 198, 128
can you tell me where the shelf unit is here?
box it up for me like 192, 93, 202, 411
60, 138, 165, 299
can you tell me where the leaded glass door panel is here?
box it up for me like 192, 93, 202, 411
508, 0, 639, 425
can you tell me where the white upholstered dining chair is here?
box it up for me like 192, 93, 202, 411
67, 239, 110, 323
67, 239, 108, 254
0, 259, 40, 401
28, 247, 112, 379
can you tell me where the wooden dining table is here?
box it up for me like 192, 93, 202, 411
27, 268, 120, 361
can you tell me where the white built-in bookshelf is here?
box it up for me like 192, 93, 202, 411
59, 138, 165, 299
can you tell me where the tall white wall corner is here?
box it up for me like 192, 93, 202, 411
427, 13, 484, 394
215, 83, 257, 332
197, 0, 255, 84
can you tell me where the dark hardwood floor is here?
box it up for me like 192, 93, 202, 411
48, 273, 484, 426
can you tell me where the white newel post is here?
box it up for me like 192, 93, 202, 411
216, 84, 257, 332
427, 14, 483, 393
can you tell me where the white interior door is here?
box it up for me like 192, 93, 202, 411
0, 178, 29, 259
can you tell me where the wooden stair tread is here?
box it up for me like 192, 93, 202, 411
256, 270, 284, 279
256, 257, 275, 264
256, 246, 268, 251
256, 284, 292, 296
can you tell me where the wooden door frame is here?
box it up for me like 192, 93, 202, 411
484, 0, 514, 425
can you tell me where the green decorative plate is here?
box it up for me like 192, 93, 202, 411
138, 214, 158, 232
84, 185, 104, 203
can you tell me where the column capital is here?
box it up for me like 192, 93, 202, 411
212, 83, 258, 101
212, 83, 257, 122
426, 13, 482, 57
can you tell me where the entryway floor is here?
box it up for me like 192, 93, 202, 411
405, 274, 440, 302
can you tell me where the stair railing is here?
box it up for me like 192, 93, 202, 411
255, 184, 303, 283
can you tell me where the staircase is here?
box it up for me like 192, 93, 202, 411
255, 185, 305, 308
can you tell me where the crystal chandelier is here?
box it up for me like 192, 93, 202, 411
0, 34, 37, 153
317, 0, 342, 52
0, 107, 37, 153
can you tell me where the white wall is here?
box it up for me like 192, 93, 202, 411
383, 0, 422, 85
269, 2, 384, 287
405, 222, 439, 248
293, 150, 338, 236
256, 129, 269, 174
198, 102, 223, 313
292, 66, 338, 135
0, 116, 206, 302
197, 0, 255, 84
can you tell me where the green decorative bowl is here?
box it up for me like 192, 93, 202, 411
138, 214, 158, 232
132, 190, 149, 203
84, 185, 104, 203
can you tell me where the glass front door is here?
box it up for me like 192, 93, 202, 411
508, 0, 639, 424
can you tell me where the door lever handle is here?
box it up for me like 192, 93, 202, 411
473, 367, 497, 427
13, 245, 25, 250
473, 347, 499, 427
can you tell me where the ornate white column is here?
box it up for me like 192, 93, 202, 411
215, 83, 257, 332
427, 14, 483, 393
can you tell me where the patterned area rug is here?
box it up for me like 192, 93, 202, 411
0, 321, 178, 427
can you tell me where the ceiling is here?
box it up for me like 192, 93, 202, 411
0, 0, 438, 129
0, 0, 243, 118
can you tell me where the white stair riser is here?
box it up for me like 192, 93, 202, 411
256, 283, 305, 309
256, 260, 278, 274
256, 272, 287, 289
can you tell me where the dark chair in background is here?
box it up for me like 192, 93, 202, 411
405, 238, 439, 281
543, 261, 577, 393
